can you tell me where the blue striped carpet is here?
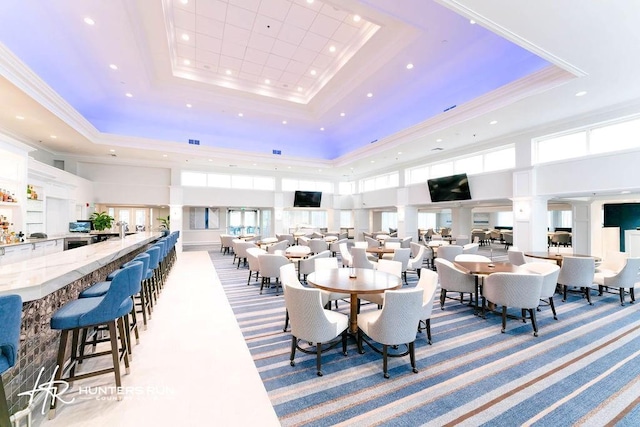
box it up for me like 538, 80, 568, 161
207, 247, 640, 426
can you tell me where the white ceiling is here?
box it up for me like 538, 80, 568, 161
0, 0, 639, 181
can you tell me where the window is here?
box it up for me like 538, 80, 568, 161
282, 179, 333, 193
338, 181, 355, 195
454, 155, 483, 175
360, 172, 399, 193
590, 117, 640, 154
484, 147, 515, 172
381, 211, 397, 231
182, 171, 207, 186
340, 210, 353, 227
429, 162, 453, 179
536, 132, 587, 163
181, 171, 274, 190
417, 212, 437, 229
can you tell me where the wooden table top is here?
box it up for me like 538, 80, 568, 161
365, 247, 395, 255
453, 261, 519, 275
524, 252, 600, 266
306, 268, 402, 295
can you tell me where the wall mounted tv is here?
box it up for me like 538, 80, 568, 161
294, 191, 322, 208
427, 173, 472, 202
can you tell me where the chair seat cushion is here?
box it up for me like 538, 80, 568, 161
593, 271, 615, 286
78, 281, 111, 298
0, 355, 9, 373
51, 297, 133, 330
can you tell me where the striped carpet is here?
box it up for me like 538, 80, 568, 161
206, 246, 640, 426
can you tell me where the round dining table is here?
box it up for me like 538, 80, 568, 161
524, 251, 600, 266
306, 268, 402, 334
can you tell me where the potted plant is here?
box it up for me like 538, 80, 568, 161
157, 215, 170, 230
90, 211, 114, 232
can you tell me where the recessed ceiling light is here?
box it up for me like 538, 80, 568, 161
310, 70, 317, 76
575, 91, 587, 97
621, 190, 631, 194
162, 154, 168, 158
83, 17, 95, 26
489, 120, 498, 125
50, 135, 57, 139
265, 79, 271, 84
186, 103, 192, 108
320, 127, 325, 131
180, 0, 189, 4
184, 59, 191, 65
238, 113, 243, 117
15, 115, 24, 120
297, 86, 303, 92
397, 151, 402, 155
109, 149, 116, 153
370, 160, 375, 163
469, 19, 476, 24
181, 33, 190, 41
329, 46, 336, 53
282, 120, 287, 125
436, 138, 443, 142
208, 159, 213, 162
340, 112, 346, 117
125, 93, 133, 98
109, 64, 118, 70
406, 63, 414, 70
288, 166, 292, 169
367, 92, 373, 98
225, 69, 232, 75
353, 15, 361, 22
307, 0, 314, 3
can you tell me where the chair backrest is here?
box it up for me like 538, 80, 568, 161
329, 238, 347, 253
308, 238, 329, 254
0, 294, 22, 369
237, 241, 257, 257
284, 283, 346, 343
434, 258, 476, 293
518, 261, 560, 298
503, 233, 514, 244
376, 259, 402, 277
315, 256, 339, 270
597, 251, 628, 274
407, 244, 426, 269
145, 245, 161, 270
365, 236, 379, 248
483, 272, 543, 309
603, 257, 640, 287
508, 249, 527, 266
258, 254, 290, 278
280, 263, 303, 289
276, 233, 295, 245
354, 241, 368, 249
392, 248, 411, 271
267, 239, 289, 254
416, 269, 438, 320
454, 254, 491, 262
247, 247, 267, 271
351, 247, 375, 269
365, 288, 424, 345
297, 236, 311, 246
462, 243, 479, 254
299, 250, 331, 275
339, 242, 352, 266
400, 236, 413, 248
384, 241, 401, 250
557, 256, 595, 287
436, 245, 463, 262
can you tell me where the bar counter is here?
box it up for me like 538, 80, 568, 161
0, 231, 162, 417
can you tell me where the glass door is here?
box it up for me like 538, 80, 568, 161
227, 209, 261, 236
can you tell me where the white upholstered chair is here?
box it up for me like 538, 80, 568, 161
339, 242, 353, 267
508, 249, 527, 266
518, 262, 561, 319
283, 282, 348, 376
435, 258, 476, 310
557, 256, 596, 305
436, 245, 463, 262
406, 244, 427, 279
359, 259, 402, 308
594, 257, 640, 305
416, 269, 438, 344
280, 263, 304, 331
257, 254, 290, 295
483, 272, 544, 336
462, 243, 479, 254
308, 238, 329, 255
297, 250, 329, 282
246, 247, 267, 286
351, 247, 376, 269
357, 287, 423, 378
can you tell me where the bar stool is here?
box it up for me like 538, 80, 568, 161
0, 294, 22, 427
48, 261, 143, 418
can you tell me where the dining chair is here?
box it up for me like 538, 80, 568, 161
298, 250, 329, 282
351, 247, 376, 269
365, 236, 379, 248
483, 272, 544, 336
406, 244, 427, 279
557, 256, 596, 304
283, 282, 348, 376
518, 262, 561, 319
389, 248, 411, 283
339, 242, 353, 267
454, 235, 470, 246
416, 268, 438, 344
596, 251, 628, 276
280, 263, 304, 332
593, 257, 640, 305
508, 249, 527, 266
436, 245, 463, 262
257, 254, 290, 295
308, 238, 329, 255
246, 247, 267, 285
360, 260, 402, 308
267, 239, 289, 254
357, 287, 423, 378
462, 243, 480, 254
435, 258, 477, 310
313, 257, 349, 310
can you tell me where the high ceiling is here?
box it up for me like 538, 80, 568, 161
0, 0, 639, 179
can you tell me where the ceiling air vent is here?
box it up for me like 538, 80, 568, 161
188, 139, 200, 145
443, 105, 456, 112
272, 149, 281, 155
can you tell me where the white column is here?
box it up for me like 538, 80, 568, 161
512, 167, 548, 252
169, 185, 183, 252
450, 207, 472, 237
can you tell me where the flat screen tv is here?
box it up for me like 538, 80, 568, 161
69, 220, 92, 233
294, 191, 322, 208
427, 173, 472, 202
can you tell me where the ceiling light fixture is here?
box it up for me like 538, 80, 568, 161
575, 91, 587, 97
329, 46, 336, 53
180, 0, 189, 4
432, 147, 443, 151
353, 15, 361, 22
225, 70, 232, 75
50, 135, 57, 139
489, 120, 498, 125
297, 87, 303, 92
306, 0, 314, 3
109, 149, 116, 153
340, 112, 345, 117
109, 64, 118, 70
181, 34, 190, 41
184, 59, 191, 65
238, 113, 243, 117
436, 138, 442, 142
367, 92, 373, 98
470, 19, 476, 24
83, 17, 95, 26
125, 93, 133, 98
406, 63, 414, 70
282, 120, 287, 124
265, 79, 271, 84
320, 127, 325, 131
162, 154, 168, 158
370, 160, 375, 163
186, 103, 192, 108
310, 70, 317, 76
15, 115, 24, 120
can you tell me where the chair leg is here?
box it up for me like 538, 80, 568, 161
549, 296, 558, 320
109, 320, 125, 393
563, 284, 567, 302
620, 287, 625, 306
631, 287, 636, 303
289, 336, 296, 366
49, 329, 69, 418
409, 341, 418, 373
316, 343, 323, 377
383, 344, 389, 378
357, 330, 365, 354
584, 287, 593, 305
529, 308, 539, 337
283, 310, 289, 332
440, 289, 446, 309
341, 330, 348, 356
501, 306, 507, 333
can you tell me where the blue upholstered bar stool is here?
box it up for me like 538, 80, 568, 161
146, 244, 163, 306
48, 261, 143, 418
0, 294, 22, 427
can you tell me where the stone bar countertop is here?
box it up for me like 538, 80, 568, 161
0, 231, 161, 301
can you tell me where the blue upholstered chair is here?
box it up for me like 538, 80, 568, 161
0, 294, 22, 427
48, 261, 143, 418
